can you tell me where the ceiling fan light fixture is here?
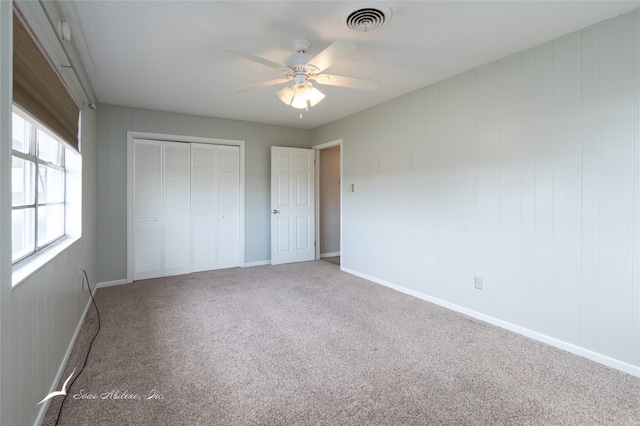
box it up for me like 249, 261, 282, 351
277, 82, 325, 110
307, 86, 326, 106
276, 86, 295, 106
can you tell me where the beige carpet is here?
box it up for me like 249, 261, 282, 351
44, 260, 640, 425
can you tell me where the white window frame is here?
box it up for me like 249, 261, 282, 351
11, 106, 66, 264
11, 105, 82, 288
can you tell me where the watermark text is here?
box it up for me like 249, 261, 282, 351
73, 389, 164, 401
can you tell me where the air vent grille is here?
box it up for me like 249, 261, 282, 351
343, 3, 391, 32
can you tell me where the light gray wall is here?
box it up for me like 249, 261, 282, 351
1, 3, 99, 425
313, 10, 640, 374
5, 109, 98, 426
96, 104, 312, 283
0, 16, 99, 426
0, 2, 11, 423
320, 148, 340, 255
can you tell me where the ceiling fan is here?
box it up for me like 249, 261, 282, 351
227, 39, 378, 110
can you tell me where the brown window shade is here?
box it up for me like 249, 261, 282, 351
13, 8, 80, 151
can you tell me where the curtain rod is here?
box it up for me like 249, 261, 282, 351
38, 0, 95, 109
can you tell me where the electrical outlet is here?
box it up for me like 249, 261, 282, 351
474, 276, 483, 290
79, 264, 88, 292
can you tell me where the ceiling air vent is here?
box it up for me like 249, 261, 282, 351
343, 2, 392, 33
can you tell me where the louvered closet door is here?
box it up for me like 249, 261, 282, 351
134, 140, 240, 280
191, 143, 240, 270
163, 142, 191, 277
134, 140, 163, 280
191, 143, 217, 272
217, 145, 240, 268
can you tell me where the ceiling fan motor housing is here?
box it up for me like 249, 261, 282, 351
285, 53, 312, 68
284, 40, 319, 81
292, 38, 310, 53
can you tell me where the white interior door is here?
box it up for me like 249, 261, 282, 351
271, 146, 315, 265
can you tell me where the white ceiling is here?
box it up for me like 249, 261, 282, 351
58, 1, 640, 130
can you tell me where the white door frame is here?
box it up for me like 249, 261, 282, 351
126, 131, 245, 283
312, 139, 343, 261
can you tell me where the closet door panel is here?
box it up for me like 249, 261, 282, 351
218, 214, 239, 268
163, 142, 191, 276
192, 217, 216, 269
217, 145, 240, 267
191, 143, 217, 272
217, 146, 239, 215
134, 140, 163, 280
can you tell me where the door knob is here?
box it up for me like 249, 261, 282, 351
272, 209, 279, 214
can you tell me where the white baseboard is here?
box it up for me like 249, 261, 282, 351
35, 286, 98, 426
320, 252, 340, 258
341, 267, 640, 379
243, 260, 270, 267
96, 279, 129, 288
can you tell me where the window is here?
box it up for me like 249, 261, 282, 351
11, 107, 66, 264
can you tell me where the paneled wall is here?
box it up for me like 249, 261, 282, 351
1, 99, 98, 426
96, 105, 312, 283
313, 10, 640, 373
5, 109, 97, 426
0, 3, 12, 424
1, 4, 99, 425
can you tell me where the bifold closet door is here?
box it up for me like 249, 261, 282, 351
191, 143, 217, 272
134, 140, 239, 280
134, 140, 190, 280
217, 145, 240, 269
133, 140, 163, 280
163, 142, 191, 277
191, 143, 240, 271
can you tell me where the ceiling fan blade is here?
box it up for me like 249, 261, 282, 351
234, 78, 291, 93
226, 48, 286, 71
307, 39, 356, 73
314, 74, 379, 90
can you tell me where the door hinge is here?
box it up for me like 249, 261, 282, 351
314, 241, 316, 247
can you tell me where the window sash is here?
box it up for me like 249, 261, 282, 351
11, 110, 31, 153
38, 163, 65, 204
11, 207, 35, 263
11, 108, 66, 264
11, 155, 35, 207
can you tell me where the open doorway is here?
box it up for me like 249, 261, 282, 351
313, 139, 342, 267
